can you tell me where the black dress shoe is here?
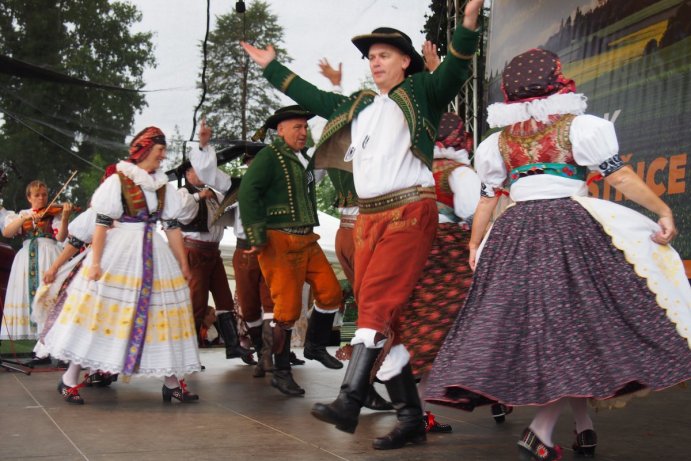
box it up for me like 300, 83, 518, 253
303, 342, 343, 369
491, 403, 513, 424
572, 429, 597, 457
289, 351, 305, 365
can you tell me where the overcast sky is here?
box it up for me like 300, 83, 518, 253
131, 0, 432, 142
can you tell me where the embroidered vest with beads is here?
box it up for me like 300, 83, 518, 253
117, 172, 166, 218
498, 114, 577, 171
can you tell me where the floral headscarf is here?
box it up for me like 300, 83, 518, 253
128, 126, 166, 163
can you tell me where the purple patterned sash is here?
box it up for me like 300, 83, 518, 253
121, 210, 159, 376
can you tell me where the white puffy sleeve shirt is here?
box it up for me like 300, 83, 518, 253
91, 172, 183, 221
0, 208, 15, 233
448, 166, 481, 220
189, 144, 231, 193
475, 115, 620, 202
68, 208, 97, 244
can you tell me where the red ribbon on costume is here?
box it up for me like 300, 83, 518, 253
586, 173, 603, 185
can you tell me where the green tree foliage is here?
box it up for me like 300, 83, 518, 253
422, 0, 450, 55
201, 0, 290, 143
0, 0, 154, 210
315, 176, 338, 218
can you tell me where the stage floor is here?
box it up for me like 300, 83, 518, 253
1, 347, 689, 461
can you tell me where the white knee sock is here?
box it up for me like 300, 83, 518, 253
569, 397, 594, 433
529, 399, 566, 447
62, 362, 82, 388
164, 375, 179, 389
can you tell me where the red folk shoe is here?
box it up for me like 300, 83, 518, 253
518, 428, 563, 461
57, 380, 85, 405
424, 411, 453, 433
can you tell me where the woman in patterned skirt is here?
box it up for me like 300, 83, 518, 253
43, 127, 201, 404
426, 49, 691, 460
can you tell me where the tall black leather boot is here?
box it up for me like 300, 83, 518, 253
372, 364, 427, 450
270, 329, 305, 396
303, 310, 343, 369
311, 343, 381, 433
364, 384, 394, 411
216, 311, 253, 360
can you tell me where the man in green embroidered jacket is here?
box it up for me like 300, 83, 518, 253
242, 0, 482, 449
238, 105, 343, 397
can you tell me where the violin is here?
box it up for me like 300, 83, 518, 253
37, 204, 83, 218
20, 204, 82, 234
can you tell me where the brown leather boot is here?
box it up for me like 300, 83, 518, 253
270, 329, 305, 396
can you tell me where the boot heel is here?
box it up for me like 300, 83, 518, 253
335, 422, 357, 434
162, 388, 172, 403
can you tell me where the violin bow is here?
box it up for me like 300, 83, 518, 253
38, 169, 79, 220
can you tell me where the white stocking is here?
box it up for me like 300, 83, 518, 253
164, 375, 179, 389
61, 362, 82, 388
529, 399, 566, 447
569, 397, 594, 433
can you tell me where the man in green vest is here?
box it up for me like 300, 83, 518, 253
238, 105, 343, 397
241, 0, 483, 449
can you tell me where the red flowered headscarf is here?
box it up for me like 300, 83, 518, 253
501, 48, 576, 103
128, 126, 166, 163
436, 112, 473, 152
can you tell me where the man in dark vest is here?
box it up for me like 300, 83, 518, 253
177, 119, 253, 362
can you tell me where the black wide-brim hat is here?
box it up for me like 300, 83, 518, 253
352, 27, 424, 76
265, 105, 315, 130
252, 105, 315, 142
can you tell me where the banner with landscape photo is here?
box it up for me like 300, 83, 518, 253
486, 0, 691, 272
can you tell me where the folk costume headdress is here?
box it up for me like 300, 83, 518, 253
351, 27, 424, 76
251, 105, 315, 142
487, 48, 587, 128
128, 126, 166, 163
434, 112, 472, 165
436, 112, 472, 152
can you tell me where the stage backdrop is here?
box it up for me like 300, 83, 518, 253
485, 0, 691, 275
